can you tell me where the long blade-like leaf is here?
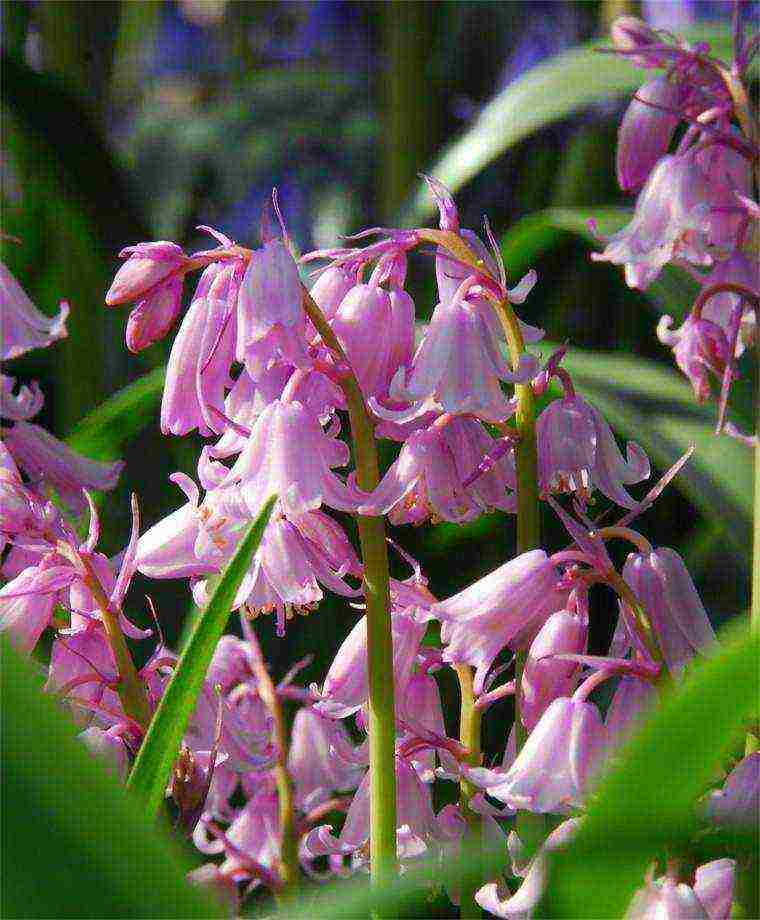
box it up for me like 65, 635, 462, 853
1, 639, 222, 919
66, 366, 166, 460
404, 26, 732, 222
127, 496, 277, 817
543, 620, 759, 918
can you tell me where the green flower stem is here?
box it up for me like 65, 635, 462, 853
301, 288, 398, 897
748, 337, 760, 756
455, 665, 483, 920
247, 630, 299, 900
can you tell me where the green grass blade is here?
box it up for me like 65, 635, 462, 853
127, 496, 277, 818
404, 26, 732, 222
66, 366, 166, 460
1, 639, 222, 919
543, 621, 759, 918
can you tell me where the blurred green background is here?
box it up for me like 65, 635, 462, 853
1, 0, 755, 761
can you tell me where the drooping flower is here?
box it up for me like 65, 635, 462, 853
303, 755, 444, 862
657, 313, 733, 403
605, 676, 657, 752
359, 415, 515, 525
0, 374, 44, 421
536, 395, 650, 508
433, 550, 570, 694
286, 706, 365, 810
592, 155, 713, 289
314, 607, 427, 719
520, 606, 588, 731
623, 547, 717, 677
468, 696, 606, 813
390, 277, 537, 423
1, 262, 68, 360
223, 399, 355, 519
2, 421, 124, 515
617, 76, 683, 193
626, 861, 735, 920
0, 559, 77, 652
698, 253, 758, 357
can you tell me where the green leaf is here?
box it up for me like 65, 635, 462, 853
553, 344, 754, 556
0, 638, 222, 919
543, 621, 759, 918
127, 496, 277, 818
404, 26, 732, 222
66, 366, 166, 460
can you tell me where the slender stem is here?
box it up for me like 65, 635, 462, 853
455, 665, 483, 920
301, 289, 398, 897
61, 547, 151, 728
246, 630, 299, 899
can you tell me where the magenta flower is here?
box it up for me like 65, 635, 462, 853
329, 282, 415, 399
314, 608, 426, 719
391, 279, 538, 423
592, 155, 713, 290
308, 264, 357, 322
617, 76, 682, 192
699, 253, 758, 358
161, 262, 240, 436
1, 262, 68, 360
627, 861, 735, 920
657, 314, 732, 403
0, 559, 77, 652
537, 395, 650, 508
223, 399, 356, 518
623, 547, 717, 677
470, 696, 606, 813
605, 676, 657, 752
123, 277, 184, 353
287, 707, 364, 810
359, 416, 515, 525
433, 549, 570, 694
521, 607, 588, 731
3, 421, 123, 514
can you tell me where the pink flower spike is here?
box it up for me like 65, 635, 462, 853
623, 546, 717, 677
106, 241, 186, 307
434, 549, 570, 694
1, 263, 69, 360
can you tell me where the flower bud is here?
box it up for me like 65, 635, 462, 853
610, 16, 662, 67
105, 241, 186, 306
124, 276, 184, 352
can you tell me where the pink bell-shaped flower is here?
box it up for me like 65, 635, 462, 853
434, 549, 570, 694
657, 313, 733, 403
617, 76, 682, 193
469, 697, 606, 813
1, 263, 68, 360
223, 399, 356, 518
623, 547, 717, 677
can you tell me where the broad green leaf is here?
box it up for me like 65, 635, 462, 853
127, 496, 277, 818
405, 26, 732, 222
554, 344, 754, 556
543, 621, 759, 918
0, 639, 222, 919
66, 366, 166, 459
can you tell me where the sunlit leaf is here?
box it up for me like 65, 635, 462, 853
66, 366, 166, 460
127, 496, 277, 818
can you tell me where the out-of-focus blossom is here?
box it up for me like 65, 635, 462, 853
704, 753, 759, 826
1, 262, 68, 359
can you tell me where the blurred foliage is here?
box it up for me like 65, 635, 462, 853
1, 2, 755, 916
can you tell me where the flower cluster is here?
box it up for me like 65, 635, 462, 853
2, 14, 757, 907
595, 13, 759, 442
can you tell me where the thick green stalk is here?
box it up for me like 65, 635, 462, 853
456, 665, 483, 920
301, 290, 398, 896
748, 339, 760, 755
